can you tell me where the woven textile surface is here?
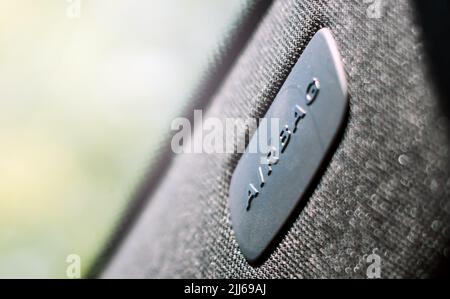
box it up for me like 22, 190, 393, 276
104, 0, 450, 278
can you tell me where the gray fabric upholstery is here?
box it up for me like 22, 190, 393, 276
103, 0, 450, 278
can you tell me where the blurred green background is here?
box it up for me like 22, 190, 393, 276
0, 0, 242, 278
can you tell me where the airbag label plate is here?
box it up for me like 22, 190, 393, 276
228, 28, 348, 264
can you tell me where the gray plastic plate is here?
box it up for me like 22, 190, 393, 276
228, 28, 348, 264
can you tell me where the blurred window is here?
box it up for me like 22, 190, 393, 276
0, 0, 244, 278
